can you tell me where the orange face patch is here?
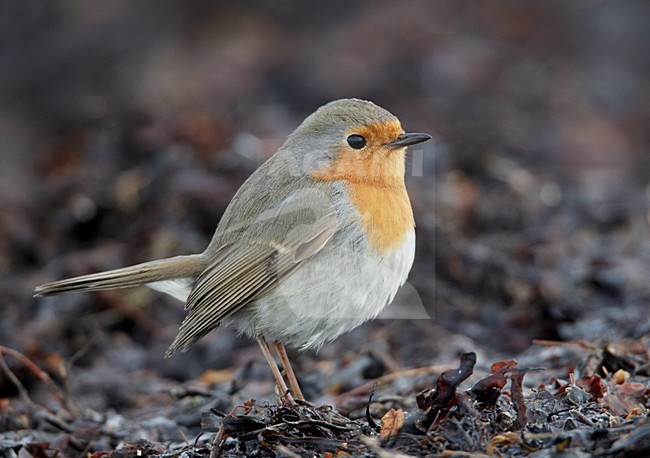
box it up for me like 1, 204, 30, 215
310, 121, 415, 253
354, 121, 405, 147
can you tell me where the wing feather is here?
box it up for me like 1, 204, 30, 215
166, 223, 338, 355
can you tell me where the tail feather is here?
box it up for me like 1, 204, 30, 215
34, 254, 206, 297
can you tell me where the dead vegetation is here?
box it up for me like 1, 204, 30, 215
1, 2, 649, 456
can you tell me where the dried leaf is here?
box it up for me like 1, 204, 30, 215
89, 453, 111, 458
379, 408, 405, 440
575, 375, 607, 401
199, 368, 236, 386
509, 368, 529, 430
613, 369, 631, 384
417, 352, 476, 415
487, 431, 519, 455
471, 359, 517, 407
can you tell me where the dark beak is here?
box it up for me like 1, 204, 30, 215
389, 132, 432, 148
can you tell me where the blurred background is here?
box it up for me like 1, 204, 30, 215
1, 0, 649, 410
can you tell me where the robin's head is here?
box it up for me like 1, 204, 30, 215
287, 99, 431, 252
286, 99, 430, 184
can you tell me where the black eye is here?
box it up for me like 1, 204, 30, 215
346, 134, 366, 149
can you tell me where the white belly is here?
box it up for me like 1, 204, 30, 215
232, 230, 416, 350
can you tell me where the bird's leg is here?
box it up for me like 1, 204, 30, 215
272, 341, 304, 402
257, 336, 295, 405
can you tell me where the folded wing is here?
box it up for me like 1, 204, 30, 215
166, 220, 338, 355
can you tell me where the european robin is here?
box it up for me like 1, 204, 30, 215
35, 98, 431, 403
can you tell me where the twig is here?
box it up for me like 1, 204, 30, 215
440, 450, 491, 457
361, 436, 416, 458
532, 339, 596, 350
273, 445, 302, 458
327, 363, 453, 403
0, 345, 76, 417
0, 351, 38, 412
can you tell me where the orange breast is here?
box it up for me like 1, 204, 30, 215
311, 121, 414, 253
344, 179, 414, 253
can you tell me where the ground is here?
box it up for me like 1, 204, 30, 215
0, 2, 648, 457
